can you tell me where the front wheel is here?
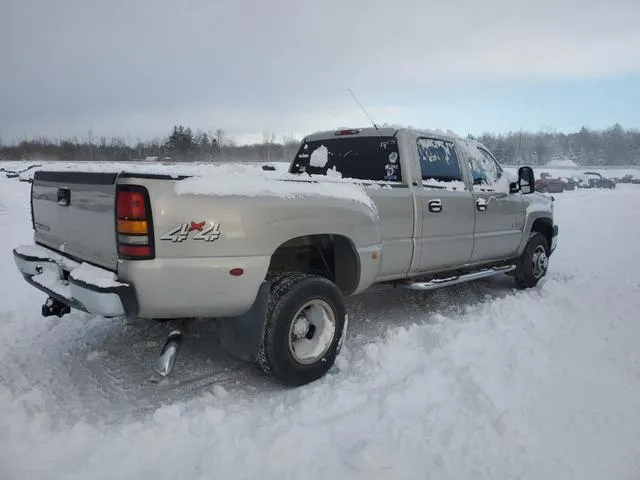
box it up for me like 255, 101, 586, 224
257, 272, 346, 386
512, 232, 550, 289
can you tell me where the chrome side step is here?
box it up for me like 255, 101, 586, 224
404, 265, 516, 291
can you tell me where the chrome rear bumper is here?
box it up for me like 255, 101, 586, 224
13, 244, 137, 318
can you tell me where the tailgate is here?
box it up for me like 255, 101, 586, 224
32, 170, 119, 271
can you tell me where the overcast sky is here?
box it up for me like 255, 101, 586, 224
1, 0, 639, 145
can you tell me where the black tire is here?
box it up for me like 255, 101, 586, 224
512, 232, 550, 289
257, 272, 346, 386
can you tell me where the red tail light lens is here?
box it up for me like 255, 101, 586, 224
116, 186, 154, 260
118, 244, 152, 257
117, 190, 147, 219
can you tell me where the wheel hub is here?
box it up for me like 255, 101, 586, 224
532, 246, 548, 278
292, 316, 310, 338
288, 299, 336, 365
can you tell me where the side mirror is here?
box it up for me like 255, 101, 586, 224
518, 166, 535, 194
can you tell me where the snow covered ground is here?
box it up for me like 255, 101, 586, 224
1, 172, 640, 479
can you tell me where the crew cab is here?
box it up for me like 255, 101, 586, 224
13, 127, 559, 386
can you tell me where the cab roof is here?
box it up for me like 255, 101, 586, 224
303, 126, 466, 143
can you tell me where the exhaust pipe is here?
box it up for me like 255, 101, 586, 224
153, 329, 183, 377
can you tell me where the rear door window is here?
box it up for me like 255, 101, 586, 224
290, 136, 402, 182
417, 137, 463, 183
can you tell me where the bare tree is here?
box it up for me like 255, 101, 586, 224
215, 128, 225, 146
281, 134, 301, 161
262, 132, 276, 161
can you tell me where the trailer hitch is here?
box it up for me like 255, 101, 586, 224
42, 297, 71, 318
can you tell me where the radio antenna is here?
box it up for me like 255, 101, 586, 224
347, 88, 379, 130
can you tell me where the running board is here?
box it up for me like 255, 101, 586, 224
404, 265, 516, 291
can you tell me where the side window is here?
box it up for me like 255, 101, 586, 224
467, 147, 503, 188
416, 137, 463, 184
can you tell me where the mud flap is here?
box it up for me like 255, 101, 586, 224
216, 280, 271, 362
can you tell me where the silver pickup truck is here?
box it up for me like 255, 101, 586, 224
13, 127, 558, 386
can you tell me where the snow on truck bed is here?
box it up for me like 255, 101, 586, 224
172, 163, 384, 210
2, 171, 640, 479
13, 160, 386, 209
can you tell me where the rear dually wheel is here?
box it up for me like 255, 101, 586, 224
257, 272, 346, 386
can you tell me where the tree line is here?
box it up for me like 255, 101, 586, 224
0, 126, 302, 164
1, 123, 639, 166
473, 123, 640, 166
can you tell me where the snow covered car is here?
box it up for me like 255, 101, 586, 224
12, 127, 559, 386
561, 177, 578, 190
581, 172, 616, 189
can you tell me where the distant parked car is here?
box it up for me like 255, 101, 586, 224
560, 177, 577, 190
536, 172, 566, 193
618, 174, 640, 184
582, 172, 616, 189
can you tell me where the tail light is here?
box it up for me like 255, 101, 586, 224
116, 185, 154, 259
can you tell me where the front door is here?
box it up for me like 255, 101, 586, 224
466, 146, 525, 263
415, 136, 475, 272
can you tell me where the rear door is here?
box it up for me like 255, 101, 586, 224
415, 136, 475, 272
290, 133, 416, 280
31, 170, 119, 270
465, 146, 524, 263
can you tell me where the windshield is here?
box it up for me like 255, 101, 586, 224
290, 136, 402, 182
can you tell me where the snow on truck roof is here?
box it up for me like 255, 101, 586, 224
304, 124, 466, 140
303, 126, 490, 163
304, 126, 484, 149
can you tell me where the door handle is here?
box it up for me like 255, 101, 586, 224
476, 198, 487, 212
428, 199, 442, 213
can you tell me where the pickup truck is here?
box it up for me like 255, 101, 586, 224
13, 126, 559, 386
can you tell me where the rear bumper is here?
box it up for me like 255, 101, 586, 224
13, 244, 138, 318
550, 225, 559, 254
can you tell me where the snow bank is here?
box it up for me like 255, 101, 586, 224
546, 158, 578, 168
2, 170, 640, 479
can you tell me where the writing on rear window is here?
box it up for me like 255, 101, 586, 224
291, 137, 402, 182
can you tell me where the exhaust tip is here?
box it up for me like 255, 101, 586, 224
153, 329, 183, 377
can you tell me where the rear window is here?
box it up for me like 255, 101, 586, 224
290, 136, 402, 182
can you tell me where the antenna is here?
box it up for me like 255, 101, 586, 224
347, 88, 379, 130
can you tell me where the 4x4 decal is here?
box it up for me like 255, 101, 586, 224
160, 221, 221, 243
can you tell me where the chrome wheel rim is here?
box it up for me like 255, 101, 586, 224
288, 299, 336, 365
532, 245, 548, 279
